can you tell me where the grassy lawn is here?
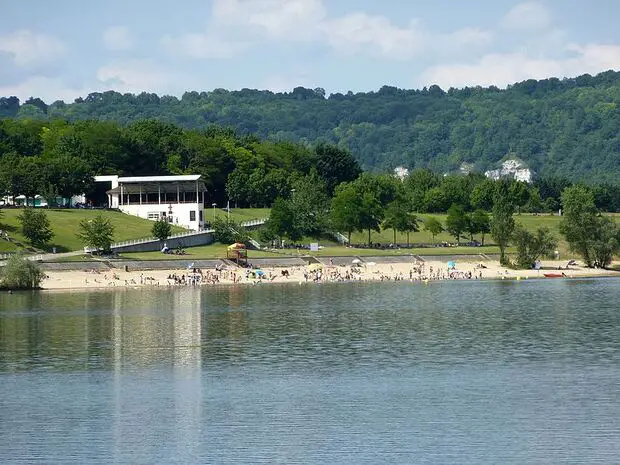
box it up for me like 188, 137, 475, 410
0, 208, 186, 253
117, 244, 285, 261
115, 243, 506, 261
346, 213, 619, 259
211, 208, 270, 223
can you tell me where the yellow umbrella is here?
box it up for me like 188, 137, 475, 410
308, 263, 323, 272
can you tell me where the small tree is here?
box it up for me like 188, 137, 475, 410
0, 254, 45, 289
18, 208, 54, 248
382, 199, 418, 245
591, 216, 620, 268
77, 215, 115, 253
152, 219, 172, 242
264, 197, 301, 243
559, 185, 600, 267
424, 217, 444, 243
469, 209, 491, 245
212, 217, 249, 244
512, 226, 557, 269
491, 181, 516, 265
330, 183, 363, 244
445, 204, 468, 243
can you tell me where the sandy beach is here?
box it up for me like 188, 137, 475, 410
40, 258, 619, 290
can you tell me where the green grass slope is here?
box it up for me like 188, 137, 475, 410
0, 208, 186, 253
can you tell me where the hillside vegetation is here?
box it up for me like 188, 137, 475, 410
2, 70, 619, 182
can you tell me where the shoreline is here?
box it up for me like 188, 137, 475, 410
36, 258, 620, 291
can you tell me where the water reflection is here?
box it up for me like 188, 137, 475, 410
1, 280, 620, 372
1, 280, 620, 463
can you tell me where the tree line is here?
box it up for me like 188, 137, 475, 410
1, 118, 619, 213
2, 70, 619, 183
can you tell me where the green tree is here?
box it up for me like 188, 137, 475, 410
424, 217, 444, 243
509, 181, 531, 214
469, 209, 491, 245
18, 208, 53, 248
42, 155, 93, 201
591, 217, 620, 268
315, 143, 361, 195
382, 199, 419, 245
77, 215, 115, 253
445, 204, 468, 243
470, 179, 496, 211
491, 181, 516, 265
289, 171, 330, 237
359, 191, 383, 245
264, 197, 301, 243
330, 183, 363, 244
212, 217, 248, 244
0, 254, 45, 289
559, 185, 600, 267
152, 219, 172, 241
512, 226, 557, 269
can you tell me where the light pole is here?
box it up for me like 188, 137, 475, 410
212, 203, 217, 222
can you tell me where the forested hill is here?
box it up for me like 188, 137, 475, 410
1, 70, 619, 182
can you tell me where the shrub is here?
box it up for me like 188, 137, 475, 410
0, 254, 46, 289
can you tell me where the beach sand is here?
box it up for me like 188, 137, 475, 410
40, 258, 619, 290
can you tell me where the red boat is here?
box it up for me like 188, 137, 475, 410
544, 273, 566, 278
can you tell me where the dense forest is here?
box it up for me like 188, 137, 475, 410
1, 71, 619, 183
1, 118, 619, 215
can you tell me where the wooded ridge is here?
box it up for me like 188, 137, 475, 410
1, 70, 618, 183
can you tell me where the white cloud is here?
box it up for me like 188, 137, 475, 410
501, 2, 551, 30
163, 0, 490, 62
323, 13, 424, 60
96, 59, 199, 95
160, 33, 247, 59
262, 71, 312, 92
212, 0, 326, 40
448, 27, 492, 47
102, 26, 134, 51
0, 76, 88, 103
418, 43, 620, 89
0, 29, 66, 67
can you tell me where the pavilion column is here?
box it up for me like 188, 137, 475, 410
158, 184, 161, 205
120, 184, 123, 206
177, 184, 180, 203
196, 181, 199, 206
139, 184, 142, 205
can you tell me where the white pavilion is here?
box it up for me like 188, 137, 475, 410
94, 175, 207, 230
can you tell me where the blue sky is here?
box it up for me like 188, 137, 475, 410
1, 0, 619, 102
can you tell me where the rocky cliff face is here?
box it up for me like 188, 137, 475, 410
485, 160, 533, 183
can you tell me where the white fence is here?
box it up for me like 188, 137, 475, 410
96, 218, 268, 251
0, 253, 44, 263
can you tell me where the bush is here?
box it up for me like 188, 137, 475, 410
211, 217, 248, 244
18, 208, 53, 248
152, 219, 172, 241
0, 255, 46, 289
76, 215, 115, 253
513, 226, 557, 269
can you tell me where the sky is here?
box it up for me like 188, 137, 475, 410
1, 0, 619, 103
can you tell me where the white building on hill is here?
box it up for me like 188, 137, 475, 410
94, 175, 207, 230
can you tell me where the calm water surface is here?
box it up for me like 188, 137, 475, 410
1, 278, 619, 464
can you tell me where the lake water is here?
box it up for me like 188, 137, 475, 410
1, 278, 620, 464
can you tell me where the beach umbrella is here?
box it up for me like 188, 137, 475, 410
366, 262, 376, 266
308, 263, 323, 272
447, 261, 456, 269
351, 258, 362, 264
255, 269, 265, 276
